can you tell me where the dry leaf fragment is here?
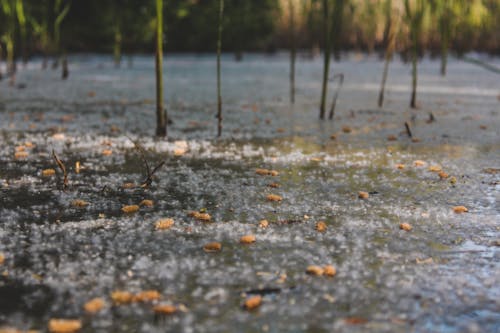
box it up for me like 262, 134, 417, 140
428, 165, 442, 172
315, 221, 327, 232
343, 317, 368, 325
387, 135, 397, 141
323, 265, 336, 277
399, 223, 412, 231
266, 194, 282, 202
122, 205, 139, 213
48, 319, 82, 333
174, 149, 187, 156
244, 295, 262, 310
84, 298, 105, 314
139, 199, 154, 207
153, 304, 177, 315
155, 218, 174, 230
122, 182, 136, 189
416, 257, 434, 264
342, 126, 352, 133
330, 134, 337, 140
267, 182, 280, 188
255, 168, 279, 176
71, 199, 88, 208
240, 235, 256, 244
411, 138, 421, 143
102, 149, 112, 156
203, 242, 222, 253
111, 291, 134, 305
42, 169, 56, 177
453, 206, 468, 213
414, 160, 426, 167
358, 191, 369, 199
0, 253, 4, 265
306, 265, 324, 276
133, 290, 161, 302
395, 164, 405, 170
258, 219, 269, 228
449, 176, 457, 185
255, 168, 269, 175
438, 171, 449, 179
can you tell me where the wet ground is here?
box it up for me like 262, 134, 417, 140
0, 53, 499, 332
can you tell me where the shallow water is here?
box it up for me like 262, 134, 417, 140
0, 53, 499, 332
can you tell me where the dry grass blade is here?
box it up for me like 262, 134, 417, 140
52, 150, 68, 190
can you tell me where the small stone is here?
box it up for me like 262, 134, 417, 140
258, 220, 269, 228
121, 205, 139, 213
453, 206, 468, 213
111, 291, 134, 305
240, 235, 256, 244
323, 265, 336, 277
267, 182, 280, 188
306, 265, 324, 276
48, 319, 82, 333
395, 164, 405, 170
0, 253, 4, 265
122, 182, 136, 189
155, 218, 174, 230
315, 221, 327, 232
449, 176, 457, 185
42, 169, 56, 176
244, 295, 262, 310
203, 242, 222, 253
266, 194, 282, 202
358, 191, 369, 199
102, 149, 112, 156
399, 223, 412, 231
330, 134, 337, 140
342, 126, 352, 133
84, 298, 105, 314
153, 304, 177, 315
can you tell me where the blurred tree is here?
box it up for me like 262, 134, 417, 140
404, 0, 426, 109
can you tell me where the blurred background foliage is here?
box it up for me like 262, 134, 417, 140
0, 0, 498, 62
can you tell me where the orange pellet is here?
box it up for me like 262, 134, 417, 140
244, 295, 262, 310
48, 319, 82, 333
240, 235, 256, 244
203, 242, 222, 253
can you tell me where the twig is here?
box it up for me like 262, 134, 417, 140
127, 136, 166, 188
328, 73, 344, 120
52, 149, 68, 190
141, 161, 165, 188
404, 121, 413, 138
426, 112, 435, 123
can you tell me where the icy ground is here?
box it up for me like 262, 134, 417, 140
0, 53, 499, 332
